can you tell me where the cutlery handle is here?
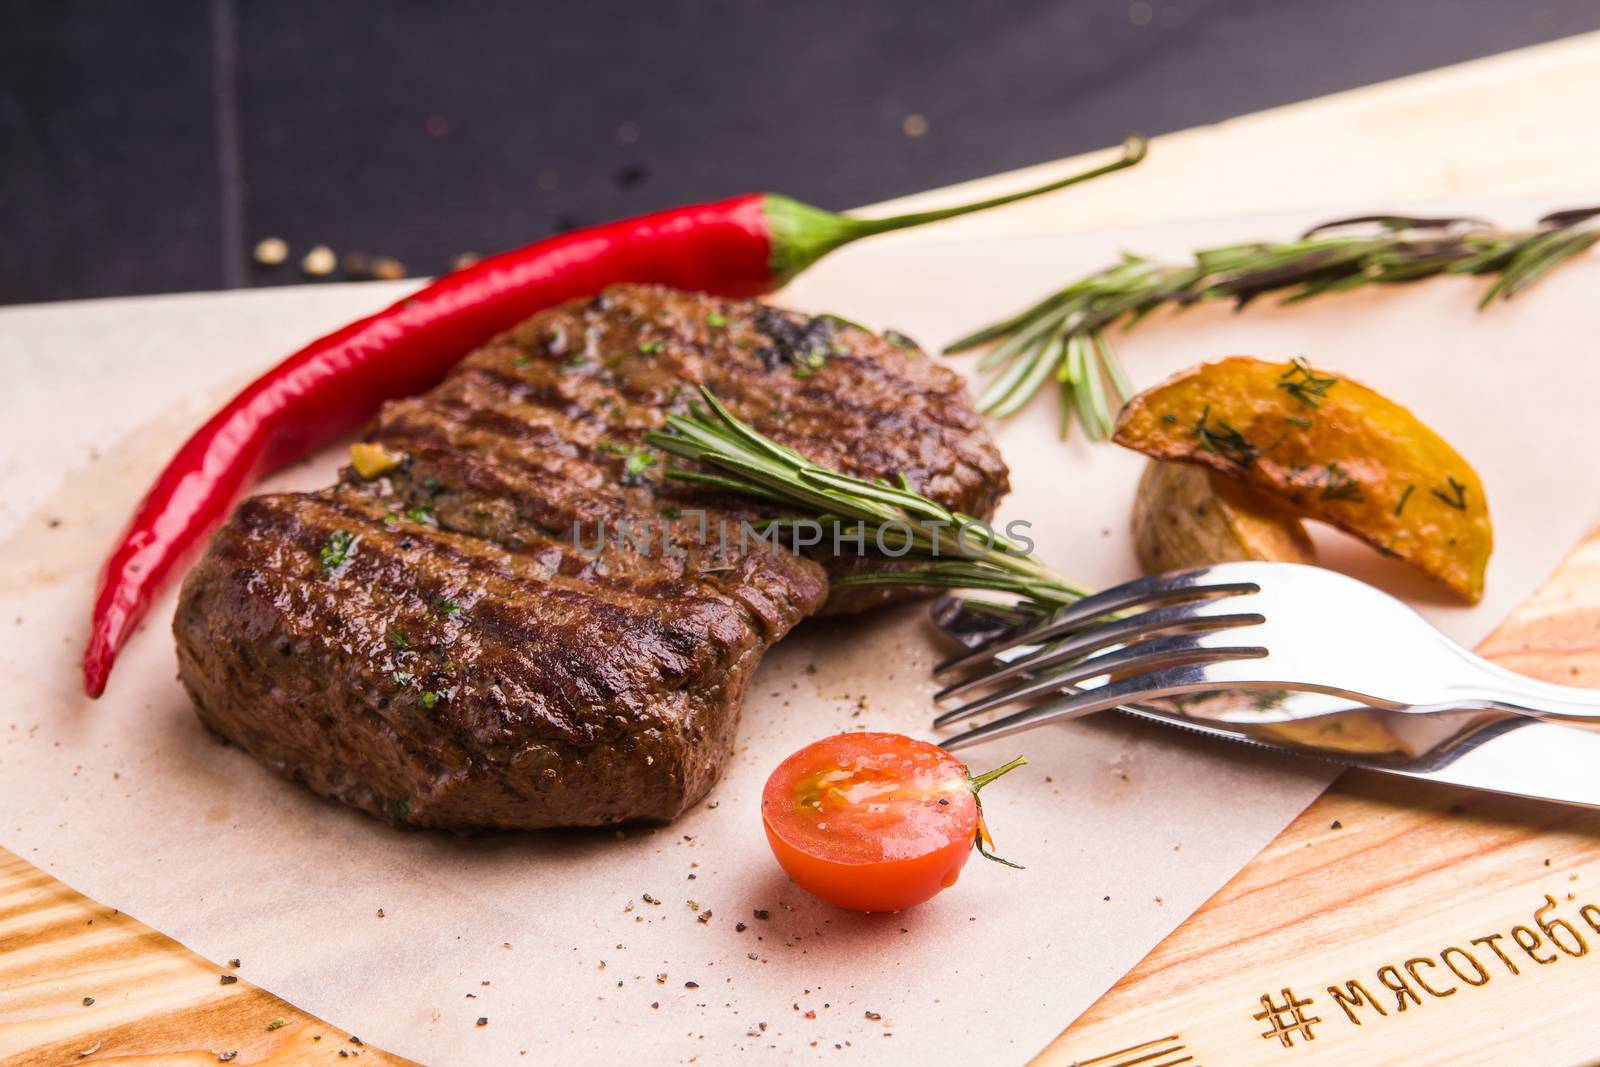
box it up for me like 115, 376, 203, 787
1456, 653, 1600, 726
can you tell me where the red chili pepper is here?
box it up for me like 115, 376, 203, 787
81, 136, 1146, 697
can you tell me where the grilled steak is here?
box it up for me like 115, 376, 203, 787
174, 284, 1009, 830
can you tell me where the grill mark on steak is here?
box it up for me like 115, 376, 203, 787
175, 284, 1009, 830
204, 491, 779, 759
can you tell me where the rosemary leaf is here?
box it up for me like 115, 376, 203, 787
647, 388, 1091, 611
1083, 338, 1115, 439
1094, 331, 1133, 403
984, 328, 1063, 418
1067, 335, 1099, 438
1482, 229, 1599, 306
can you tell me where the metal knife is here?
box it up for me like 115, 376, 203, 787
1115, 703, 1600, 809
931, 597, 1600, 809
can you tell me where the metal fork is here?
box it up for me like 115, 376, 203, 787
932, 561, 1600, 751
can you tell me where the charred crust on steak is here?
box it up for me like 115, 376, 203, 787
750, 307, 840, 373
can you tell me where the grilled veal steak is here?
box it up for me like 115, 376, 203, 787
174, 284, 1009, 830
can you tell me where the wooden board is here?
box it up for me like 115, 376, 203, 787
1036, 528, 1600, 1066
0, 845, 416, 1065
5, 27, 1600, 1067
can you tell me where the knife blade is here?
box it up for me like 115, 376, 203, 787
1114, 704, 1600, 809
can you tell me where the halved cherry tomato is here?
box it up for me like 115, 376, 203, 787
761, 732, 1025, 912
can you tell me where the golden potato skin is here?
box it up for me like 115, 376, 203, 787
1113, 356, 1492, 602
1132, 460, 1314, 573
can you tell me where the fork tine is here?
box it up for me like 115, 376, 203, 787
933, 600, 1264, 704
939, 662, 1253, 752
933, 632, 1264, 728
932, 568, 1259, 678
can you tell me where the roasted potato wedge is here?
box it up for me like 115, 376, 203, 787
1132, 460, 1313, 572
1113, 357, 1491, 601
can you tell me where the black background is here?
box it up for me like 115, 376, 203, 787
5, 0, 1599, 306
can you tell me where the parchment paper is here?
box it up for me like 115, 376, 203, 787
4, 203, 1598, 1065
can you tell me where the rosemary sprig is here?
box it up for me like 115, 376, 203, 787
644, 387, 1090, 609
948, 207, 1600, 429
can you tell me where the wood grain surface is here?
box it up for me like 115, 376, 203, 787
4, 27, 1600, 1067
0, 846, 416, 1066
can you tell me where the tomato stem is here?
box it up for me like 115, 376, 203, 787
975, 822, 1025, 870
966, 755, 1028, 868
968, 754, 1027, 792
